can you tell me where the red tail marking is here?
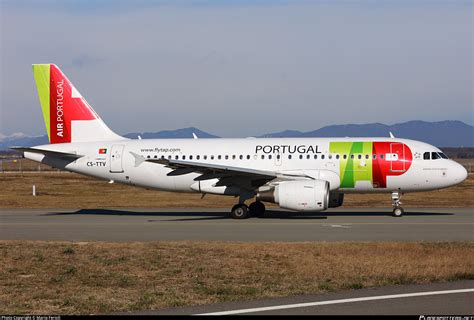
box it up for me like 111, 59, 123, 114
49, 65, 97, 143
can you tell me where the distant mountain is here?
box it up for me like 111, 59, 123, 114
0, 134, 49, 150
259, 130, 303, 138
0, 127, 219, 150
124, 127, 219, 139
1, 121, 472, 150
260, 121, 473, 147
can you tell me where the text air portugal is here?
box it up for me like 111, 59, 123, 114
49, 65, 96, 143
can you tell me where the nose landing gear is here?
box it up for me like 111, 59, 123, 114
391, 191, 404, 217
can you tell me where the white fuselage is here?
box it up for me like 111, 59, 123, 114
25, 137, 468, 196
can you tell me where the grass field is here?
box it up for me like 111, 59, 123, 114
0, 241, 473, 314
1, 168, 473, 314
1, 172, 473, 209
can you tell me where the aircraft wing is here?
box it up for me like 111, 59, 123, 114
146, 158, 313, 190
10, 147, 83, 160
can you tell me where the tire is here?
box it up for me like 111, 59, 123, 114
392, 206, 404, 217
249, 201, 266, 218
230, 204, 250, 219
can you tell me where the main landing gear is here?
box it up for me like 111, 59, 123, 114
391, 191, 404, 217
230, 201, 266, 219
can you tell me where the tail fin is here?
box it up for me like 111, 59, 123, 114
32, 64, 124, 144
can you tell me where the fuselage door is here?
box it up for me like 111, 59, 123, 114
389, 143, 406, 172
110, 144, 125, 173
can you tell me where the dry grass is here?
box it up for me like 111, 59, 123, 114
0, 241, 472, 314
1, 172, 473, 209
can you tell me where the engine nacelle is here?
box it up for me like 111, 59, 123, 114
328, 192, 344, 208
257, 180, 330, 212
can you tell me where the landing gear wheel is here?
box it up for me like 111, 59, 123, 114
249, 201, 266, 218
230, 204, 250, 219
392, 206, 404, 217
391, 191, 404, 217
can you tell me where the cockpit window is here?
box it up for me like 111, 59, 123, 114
438, 152, 448, 159
423, 152, 430, 160
431, 152, 441, 160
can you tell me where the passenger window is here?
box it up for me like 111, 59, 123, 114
190, 155, 193, 160
432, 152, 441, 160
225, 155, 229, 160
261, 155, 265, 159
147, 155, 150, 159
204, 155, 207, 160
161, 155, 165, 159
343, 154, 347, 160
299, 154, 303, 159
380, 154, 384, 159
373, 154, 376, 160
211, 155, 214, 160
196, 155, 200, 160
288, 155, 292, 160
247, 155, 250, 160
276, 155, 280, 160
239, 155, 243, 160
269, 155, 272, 160
232, 155, 236, 160
218, 155, 221, 160
357, 154, 361, 159
175, 155, 178, 160
336, 154, 340, 159
328, 154, 332, 159
314, 154, 318, 159
423, 152, 430, 160
321, 154, 325, 160
182, 155, 186, 160
365, 154, 369, 159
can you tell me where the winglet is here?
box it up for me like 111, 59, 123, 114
389, 132, 395, 138
192, 132, 198, 139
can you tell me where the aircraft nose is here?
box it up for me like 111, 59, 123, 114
451, 161, 468, 185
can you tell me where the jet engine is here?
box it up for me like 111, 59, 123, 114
257, 180, 330, 212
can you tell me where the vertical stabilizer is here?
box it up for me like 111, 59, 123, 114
32, 64, 125, 144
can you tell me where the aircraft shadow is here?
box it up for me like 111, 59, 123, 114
42, 208, 453, 221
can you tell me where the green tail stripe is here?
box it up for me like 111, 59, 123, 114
32, 64, 51, 141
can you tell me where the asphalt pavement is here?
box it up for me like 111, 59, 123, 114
1, 207, 473, 241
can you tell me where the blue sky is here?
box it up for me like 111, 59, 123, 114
0, 0, 472, 137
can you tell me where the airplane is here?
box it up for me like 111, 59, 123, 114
12, 64, 468, 218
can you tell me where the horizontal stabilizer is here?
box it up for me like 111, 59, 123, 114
10, 147, 83, 160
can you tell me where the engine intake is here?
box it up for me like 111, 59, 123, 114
257, 180, 330, 212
